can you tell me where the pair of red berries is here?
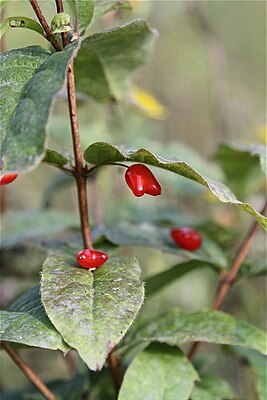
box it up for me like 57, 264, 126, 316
76, 227, 202, 270
0, 173, 18, 185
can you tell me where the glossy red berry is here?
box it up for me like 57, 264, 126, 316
171, 227, 202, 251
125, 164, 161, 197
76, 249, 108, 270
0, 173, 18, 185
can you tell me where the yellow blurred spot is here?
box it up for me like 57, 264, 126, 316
129, 85, 168, 120
202, 191, 218, 203
256, 125, 267, 144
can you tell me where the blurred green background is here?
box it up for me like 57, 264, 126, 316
1, 1, 266, 399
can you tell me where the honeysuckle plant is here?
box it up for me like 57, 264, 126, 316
0, 1, 266, 399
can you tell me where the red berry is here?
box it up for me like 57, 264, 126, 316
76, 249, 108, 270
0, 173, 18, 185
125, 164, 161, 197
171, 227, 202, 251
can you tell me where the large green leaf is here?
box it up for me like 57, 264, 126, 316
84, 142, 267, 230
1, 41, 80, 174
66, 0, 94, 34
214, 142, 266, 198
1, 210, 79, 248
41, 255, 144, 371
0, 286, 68, 352
191, 374, 236, 400
103, 223, 227, 268
145, 260, 218, 297
118, 343, 198, 400
119, 309, 267, 356
0, 16, 44, 40
74, 19, 156, 102
0, 46, 50, 145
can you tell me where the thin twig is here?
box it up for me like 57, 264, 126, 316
107, 353, 124, 394
1, 342, 56, 400
188, 200, 267, 360
29, 0, 62, 51
55, 0, 69, 47
66, 60, 93, 250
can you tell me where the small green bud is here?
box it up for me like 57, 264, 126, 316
51, 12, 72, 34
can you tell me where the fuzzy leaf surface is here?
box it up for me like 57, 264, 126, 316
1, 210, 79, 248
120, 310, 267, 356
118, 343, 198, 400
191, 374, 236, 400
1, 41, 80, 174
66, 0, 94, 33
41, 255, 144, 371
84, 142, 267, 230
75, 19, 156, 102
0, 46, 49, 145
104, 223, 227, 268
0, 286, 68, 352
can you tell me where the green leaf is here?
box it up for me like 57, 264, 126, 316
0, 16, 45, 40
74, 19, 156, 102
0, 286, 68, 352
1, 41, 80, 174
235, 348, 267, 400
66, 0, 94, 33
1, 376, 88, 400
214, 142, 265, 198
1, 210, 79, 248
84, 142, 267, 230
41, 255, 144, 371
43, 148, 70, 168
120, 310, 267, 356
146, 260, 218, 297
118, 343, 198, 400
237, 259, 267, 280
92, 0, 132, 24
0, 46, 50, 146
103, 223, 227, 268
191, 374, 236, 400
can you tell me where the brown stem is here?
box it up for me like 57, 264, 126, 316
66, 60, 93, 250
107, 353, 124, 394
55, 0, 69, 47
29, 0, 62, 52
2, 342, 56, 400
188, 200, 267, 360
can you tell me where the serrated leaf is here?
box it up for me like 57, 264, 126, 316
66, 0, 94, 33
104, 223, 227, 268
0, 16, 45, 40
1, 41, 80, 174
42, 148, 70, 168
74, 19, 156, 102
191, 374, 236, 400
146, 260, 218, 297
41, 255, 144, 371
84, 142, 267, 230
118, 343, 198, 400
1, 210, 79, 248
234, 348, 267, 400
92, 0, 131, 24
214, 142, 265, 198
120, 309, 267, 356
0, 286, 68, 352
